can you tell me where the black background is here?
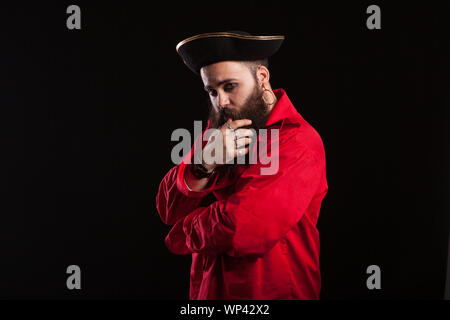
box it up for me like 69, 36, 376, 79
1, 1, 449, 299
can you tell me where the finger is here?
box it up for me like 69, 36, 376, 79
230, 119, 252, 130
234, 128, 256, 139
221, 118, 233, 130
236, 137, 253, 148
234, 146, 249, 158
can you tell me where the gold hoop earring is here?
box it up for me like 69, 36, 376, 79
262, 85, 277, 106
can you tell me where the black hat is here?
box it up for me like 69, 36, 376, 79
176, 31, 285, 75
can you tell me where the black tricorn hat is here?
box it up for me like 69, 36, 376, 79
176, 31, 285, 75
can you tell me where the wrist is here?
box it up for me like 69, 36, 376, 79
189, 162, 216, 180
201, 161, 216, 173
193, 149, 216, 173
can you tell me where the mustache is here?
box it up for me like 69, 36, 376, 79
217, 109, 253, 129
217, 107, 241, 121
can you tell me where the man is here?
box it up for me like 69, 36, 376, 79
156, 31, 328, 299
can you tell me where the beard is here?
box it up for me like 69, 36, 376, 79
206, 85, 272, 178
208, 85, 271, 132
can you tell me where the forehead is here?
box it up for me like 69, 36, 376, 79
200, 61, 250, 85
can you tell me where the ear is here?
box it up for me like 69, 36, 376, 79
256, 65, 270, 86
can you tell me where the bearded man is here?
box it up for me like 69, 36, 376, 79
156, 31, 328, 300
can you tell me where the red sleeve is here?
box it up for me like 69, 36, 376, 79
156, 121, 220, 226
165, 129, 326, 257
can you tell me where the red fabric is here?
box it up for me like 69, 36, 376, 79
156, 88, 328, 299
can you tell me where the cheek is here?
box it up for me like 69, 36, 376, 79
212, 100, 222, 113
235, 86, 253, 106
209, 96, 218, 107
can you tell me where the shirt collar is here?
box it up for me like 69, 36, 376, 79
265, 88, 301, 128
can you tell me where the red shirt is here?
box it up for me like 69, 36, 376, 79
156, 88, 328, 299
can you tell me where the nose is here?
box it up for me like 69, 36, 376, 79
218, 92, 230, 108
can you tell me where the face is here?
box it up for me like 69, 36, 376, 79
201, 61, 271, 131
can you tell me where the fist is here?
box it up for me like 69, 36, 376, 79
202, 118, 255, 170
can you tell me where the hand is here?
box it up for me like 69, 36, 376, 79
202, 118, 255, 170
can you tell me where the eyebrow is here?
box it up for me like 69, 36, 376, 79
204, 78, 238, 91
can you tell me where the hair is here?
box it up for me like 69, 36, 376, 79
240, 58, 269, 80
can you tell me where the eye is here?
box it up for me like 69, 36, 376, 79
208, 89, 217, 97
224, 83, 237, 91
